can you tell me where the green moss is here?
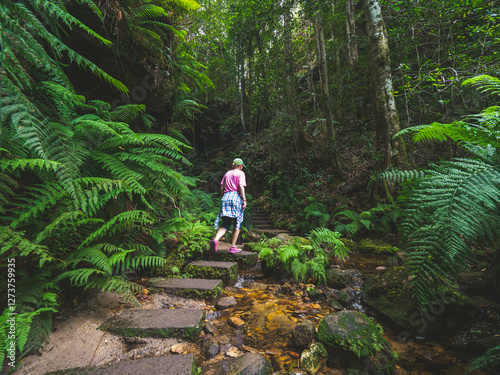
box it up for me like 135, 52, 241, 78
318, 312, 391, 358
154, 253, 185, 277
185, 263, 238, 286
357, 239, 399, 255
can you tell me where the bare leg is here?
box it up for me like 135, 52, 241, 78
231, 229, 240, 247
214, 227, 228, 242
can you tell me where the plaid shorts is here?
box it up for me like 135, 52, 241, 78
215, 191, 244, 229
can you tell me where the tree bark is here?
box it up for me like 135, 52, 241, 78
346, 0, 358, 66
314, 13, 343, 180
364, 0, 408, 170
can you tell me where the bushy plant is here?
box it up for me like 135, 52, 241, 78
258, 228, 349, 284
334, 204, 401, 236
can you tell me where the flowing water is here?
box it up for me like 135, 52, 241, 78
206, 253, 484, 374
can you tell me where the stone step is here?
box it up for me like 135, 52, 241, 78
210, 244, 258, 270
185, 260, 238, 286
149, 277, 223, 300
45, 354, 196, 375
101, 308, 205, 342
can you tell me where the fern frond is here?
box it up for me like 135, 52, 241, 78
462, 74, 500, 96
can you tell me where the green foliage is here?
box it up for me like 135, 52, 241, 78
387, 75, 500, 306
258, 228, 348, 285
0, 0, 201, 366
469, 344, 500, 373
334, 204, 401, 236
161, 217, 213, 258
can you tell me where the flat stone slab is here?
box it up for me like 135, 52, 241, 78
45, 354, 196, 375
212, 248, 258, 270
101, 309, 205, 342
185, 260, 238, 285
149, 277, 222, 300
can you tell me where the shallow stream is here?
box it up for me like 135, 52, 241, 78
206, 253, 480, 374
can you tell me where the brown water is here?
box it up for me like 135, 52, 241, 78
206, 254, 484, 374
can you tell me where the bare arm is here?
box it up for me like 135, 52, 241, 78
238, 185, 247, 208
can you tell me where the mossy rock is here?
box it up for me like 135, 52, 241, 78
325, 268, 361, 289
362, 266, 414, 328
184, 261, 238, 286
362, 267, 471, 337
356, 239, 399, 255
318, 311, 396, 373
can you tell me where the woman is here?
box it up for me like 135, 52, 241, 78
210, 158, 247, 254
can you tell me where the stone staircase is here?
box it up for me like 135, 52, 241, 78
51, 249, 258, 374
252, 208, 290, 236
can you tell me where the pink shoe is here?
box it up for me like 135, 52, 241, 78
229, 246, 242, 253
210, 240, 218, 253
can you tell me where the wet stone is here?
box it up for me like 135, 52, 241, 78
200, 352, 272, 375
293, 319, 316, 347
228, 316, 246, 328
217, 296, 238, 310
203, 339, 220, 358
44, 354, 196, 375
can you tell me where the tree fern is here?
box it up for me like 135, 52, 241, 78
389, 75, 500, 306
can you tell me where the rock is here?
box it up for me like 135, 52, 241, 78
326, 298, 343, 311
376, 266, 386, 271
356, 239, 399, 255
227, 346, 243, 357
300, 342, 328, 375
200, 352, 272, 375
203, 339, 220, 358
334, 291, 352, 307
362, 266, 471, 337
317, 311, 396, 373
203, 321, 216, 335
228, 316, 246, 328
450, 321, 500, 357
170, 343, 185, 354
292, 319, 316, 347
217, 296, 238, 310
325, 269, 361, 289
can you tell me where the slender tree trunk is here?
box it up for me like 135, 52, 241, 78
314, 13, 343, 180
239, 40, 248, 134
346, 0, 358, 66
284, 0, 305, 152
364, 0, 408, 170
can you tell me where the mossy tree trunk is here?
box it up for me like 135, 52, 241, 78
365, 0, 409, 171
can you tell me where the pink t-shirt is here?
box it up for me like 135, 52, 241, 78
221, 169, 246, 193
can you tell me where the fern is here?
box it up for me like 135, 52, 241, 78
390, 75, 500, 306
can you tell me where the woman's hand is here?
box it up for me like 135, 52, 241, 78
242, 200, 247, 209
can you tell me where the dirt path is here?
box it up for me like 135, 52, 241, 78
16, 292, 208, 375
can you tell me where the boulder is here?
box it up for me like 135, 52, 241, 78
292, 319, 316, 347
325, 269, 361, 289
299, 342, 328, 374
362, 266, 471, 338
317, 311, 396, 373
200, 352, 272, 375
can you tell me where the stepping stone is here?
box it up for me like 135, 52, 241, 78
100, 308, 205, 342
212, 248, 258, 270
149, 277, 223, 300
185, 260, 238, 286
44, 354, 196, 375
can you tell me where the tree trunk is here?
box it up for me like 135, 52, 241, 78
364, 0, 408, 170
239, 40, 248, 134
346, 0, 359, 66
314, 13, 343, 180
